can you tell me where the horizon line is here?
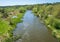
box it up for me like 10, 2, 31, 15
0, 2, 60, 6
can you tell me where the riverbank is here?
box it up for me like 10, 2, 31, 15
0, 7, 26, 42
32, 13, 60, 41
0, 13, 25, 42
32, 3, 60, 41
5, 13, 25, 42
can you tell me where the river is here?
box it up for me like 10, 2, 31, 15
13, 10, 58, 42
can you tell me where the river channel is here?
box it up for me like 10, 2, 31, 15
13, 10, 58, 42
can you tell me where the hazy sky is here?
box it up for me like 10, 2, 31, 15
0, 0, 60, 6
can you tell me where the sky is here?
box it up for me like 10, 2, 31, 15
0, 0, 60, 6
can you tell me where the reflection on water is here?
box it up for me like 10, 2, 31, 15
13, 10, 58, 42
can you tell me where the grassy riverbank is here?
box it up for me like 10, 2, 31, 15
0, 6, 26, 42
32, 2, 60, 40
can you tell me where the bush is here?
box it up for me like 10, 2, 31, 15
53, 19, 60, 29
0, 20, 12, 35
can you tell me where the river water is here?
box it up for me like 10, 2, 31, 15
13, 10, 58, 42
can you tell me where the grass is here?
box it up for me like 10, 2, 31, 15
0, 13, 25, 42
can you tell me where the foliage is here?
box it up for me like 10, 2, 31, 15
0, 5, 26, 42
0, 20, 12, 35
32, 2, 60, 40
19, 7, 26, 13
10, 13, 24, 27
